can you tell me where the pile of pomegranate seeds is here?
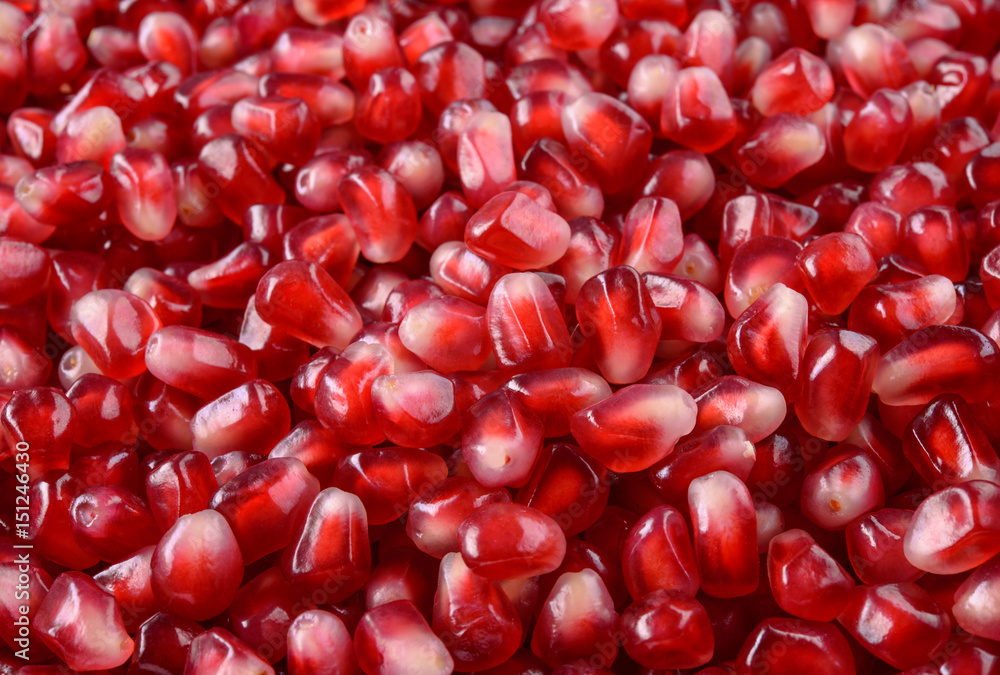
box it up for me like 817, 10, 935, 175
1, 0, 1000, 672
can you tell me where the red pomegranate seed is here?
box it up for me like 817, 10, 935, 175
34, 571, 134, 671
621, 590, 713, 670
354, 600, 454, 675
872, 325, 1000, 405
650, 425, 756, 507
837, 582, 949, 670
515, 443, 608, 537
903, 394, 1000, 487
952, 553, 1000, 641
190, 378, 291, 459
337, 166, 418, 264
287, 609, 358, 675
209, 457, 320, 564
144, 325, 256, 399
485, 271, 572, 373
226, 568, 299, 663
281, 486, 371, 602
574, 266, 661, 384
67, 289, 159, 379
462, 388, 544, 488
736, 113, 828, 188
796, 329, 879, 441
137, 11, 197, 74
767, 528, 854, 621
570, 383, 696, 472
66, 374, 138, 448
333, 448, 448, 524
531, 568, 619, 669
660, 67, 736, 153
848, 275, 957, 351
727, 283, 808, 401
845, 508, 923, 584
904, 480, 1000, 574
313, 341, 391, 445
843, 89, 913, 173
406, 477, 509, 559
196, 134, 285, 223
560, 93, 651, 195
184, 627, 275, 674
230, 95, 320, 166
688, 471, 759, 598
14, 160, 112, 227
750, 48, 834, 116
70, 484, 160, 562
27, 472, 100, 569
92, 545, 158, 632
0, 326, 49, 389
736, 618, 856, 675
691, 375, 788, 442
800, 443, 885, 530
454, 502, 564, 580
145, 451, 218, 531
839, 24, 916, 97
433, 551, 523, 670
966, 142, 1000, 209
127, 612, 204, 673
255, 260, 363, 350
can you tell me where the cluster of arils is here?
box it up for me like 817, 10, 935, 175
1, 0, 1000, 672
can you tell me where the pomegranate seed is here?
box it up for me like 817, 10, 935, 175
840, 24, 916, 97
14, 160, 112, 227
462, 388, 544, 488
281, 486, 371, 602
209, 457, 319, 564
904, 480, 1000, 575
736, 114, 828, 188
333, 448, 448, 524
144, 325, 256, 399
69, 484, 159, 562
137, 11, 196, 74
35, 571, 134, 671
837, 582, 949, 670
768, 528, 854, 620
871, 325, 1000, 406
184, 627, 275, 674
661, 67, 736, 153
751, 48, 835, 116
433, 551, 523, 670
621, 590, 713, 669
65, 374, 138, 448
27, 472, 100, 569
650, 425, 757, 507
191, 378, 291, 459
531, 568, 619, 668
355, 600, 454, 675
952, 553, 1000, 641
796, 329, 879, 442
727, 283, 808, 401
692, 375, 788, 442
406, 477, 509, 559
560, 93, 651, 195
255, 260, 363, 350
845, 508, 923, 584
903, 394, 1000, 487
736, 618, 856, 675
196, 134, 285, 223
800, 443, 885, 530
287, 609, 359, 675
688, 471, 759, 598
485, 272, 572, 373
